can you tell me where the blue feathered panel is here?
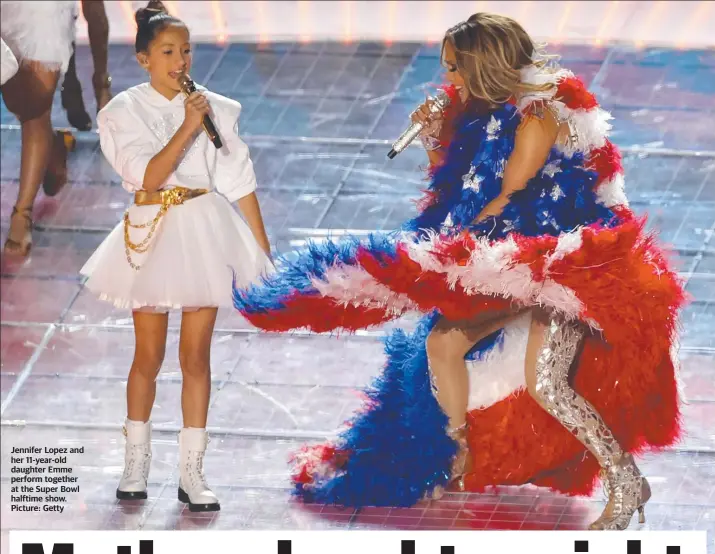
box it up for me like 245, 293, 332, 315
296, 313, 456, 506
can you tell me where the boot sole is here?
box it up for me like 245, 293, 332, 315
116, 489, 147, 500
178, 487, 220, 512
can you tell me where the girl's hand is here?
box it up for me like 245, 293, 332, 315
182, 91, 210, 133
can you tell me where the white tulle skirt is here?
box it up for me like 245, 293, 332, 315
80, 192, 272, 311
0, 1, 77, 74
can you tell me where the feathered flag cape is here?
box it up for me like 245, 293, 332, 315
233, 66, 685, 507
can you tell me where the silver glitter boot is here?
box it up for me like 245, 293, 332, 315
532, 316, 650, 530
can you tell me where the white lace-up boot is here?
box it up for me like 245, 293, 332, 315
177, 427, 220, 512
116, 419, 151, 500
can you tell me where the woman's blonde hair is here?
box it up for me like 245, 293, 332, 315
442, 13, 556, 105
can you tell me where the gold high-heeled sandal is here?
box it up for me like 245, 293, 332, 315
589, 452, 651, 530
4, 206, 33, 256
430, 423, 470, 500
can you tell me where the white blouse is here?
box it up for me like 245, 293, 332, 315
97, 82, 257, 203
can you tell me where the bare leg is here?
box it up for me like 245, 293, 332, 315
425, 305, 524, 495
177, 307, 220, 512
116, 309, 168, 500
126, 311, 168, 422
524, 308, 651, 530
2, 63, 60, 255
426, 306, 524, 429
81, 0, 112, 111
178, 308, 218, 428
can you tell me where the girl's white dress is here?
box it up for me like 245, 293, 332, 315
80, 83, 272, 311
0, 1, 77, 74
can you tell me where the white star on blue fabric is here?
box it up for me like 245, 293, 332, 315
542, 160, 562, 178
442, 213, 454, 230
486, 116, 502, 141
550, 184, 565, 201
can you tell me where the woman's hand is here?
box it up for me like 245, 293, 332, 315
473, 196, 509, 224
182, 91, 210, 134
411, 96, 444, 138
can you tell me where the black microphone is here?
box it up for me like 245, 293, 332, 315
177, 73, 223, 149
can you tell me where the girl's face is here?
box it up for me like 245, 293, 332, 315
137, 24, 192, 99
442, 40, 467, 100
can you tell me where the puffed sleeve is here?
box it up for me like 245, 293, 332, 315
209, 93, 257, 202
1, 38, 19, 86
97, 96, 155, 193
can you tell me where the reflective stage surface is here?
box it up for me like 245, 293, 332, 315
1, 40, 713, 550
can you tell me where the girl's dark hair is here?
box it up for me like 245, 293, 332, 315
134, 1, 185, 53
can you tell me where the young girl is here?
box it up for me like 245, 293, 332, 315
233, 13, 684, 530
80, 1, 272, 512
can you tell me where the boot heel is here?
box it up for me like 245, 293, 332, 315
178, 428, 220, 512
637, 506, 645, 524
116, 489, 148, 500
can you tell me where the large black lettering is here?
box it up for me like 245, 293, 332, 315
22, 544, 73, 554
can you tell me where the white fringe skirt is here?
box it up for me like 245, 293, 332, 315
0, 1, 77, 74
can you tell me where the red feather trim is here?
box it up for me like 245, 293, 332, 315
556, 76, 599, 111
587, 140, 623, 185
241, 294, 397, 334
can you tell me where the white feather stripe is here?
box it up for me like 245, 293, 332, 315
516, 67, 573, 110
401, 231, 452, 274
568, 107, 613, 150
466, 311, 531, 410
406, 230, 589, 320
311, 265, 418, 316
596, 172, 629, 208
549, 227, 584, 262
542, 227, 584, 276
452, 259, 536, 302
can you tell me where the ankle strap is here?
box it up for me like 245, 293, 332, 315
12, 206, 32, 219
447, 423, 468, 442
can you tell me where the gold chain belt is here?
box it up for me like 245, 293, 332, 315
123, 187, 209, 270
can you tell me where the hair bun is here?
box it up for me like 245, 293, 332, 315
135, 1, 167, 27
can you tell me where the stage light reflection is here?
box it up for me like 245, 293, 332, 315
343, 1, 353, 44
299, 1, 312, 43
594, 1, 619, 47
119, 1, 136, 32
635, 0, 666, 49
554, 1, 573, 45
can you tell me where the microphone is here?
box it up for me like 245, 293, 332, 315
387, 90, 450, 159
177, 73, 223, 149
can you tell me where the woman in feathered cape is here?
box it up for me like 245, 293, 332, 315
232, 14, 685, 530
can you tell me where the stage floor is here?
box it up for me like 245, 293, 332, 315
1, 41, 714, 548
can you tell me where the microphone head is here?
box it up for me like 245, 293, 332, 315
177, 73, 194, 94
433, 89, 451, 108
